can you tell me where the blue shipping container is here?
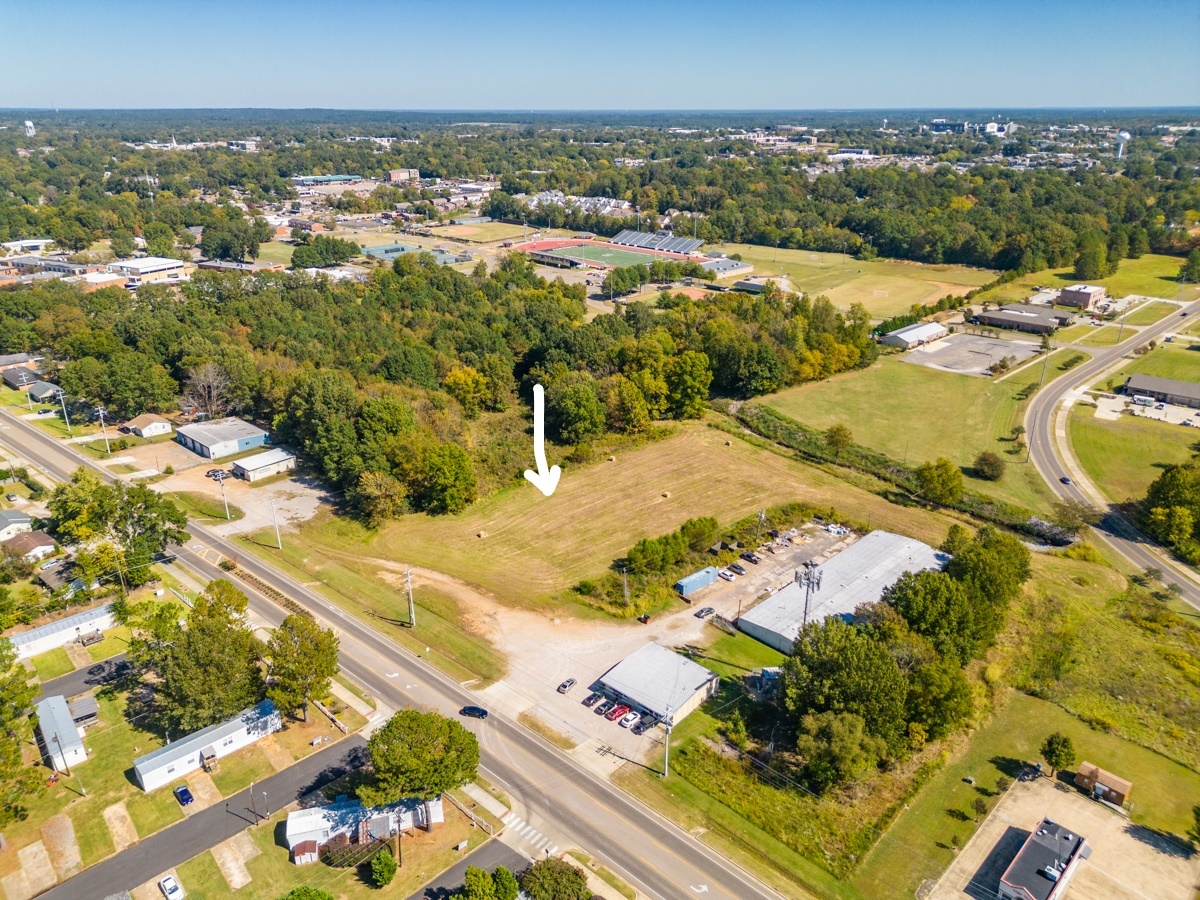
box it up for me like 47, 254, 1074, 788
675, 566, 719, 597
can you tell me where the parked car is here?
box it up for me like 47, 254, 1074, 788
631, 717, 654, 735
606, 704, 631, 721
1155, 403, 1166, 410
582, 691, 604, 708
718, 570, 734, 582
595, 699, 615, 716
205, 469, 223, 478
729, 563, 747, 576
173, 785, 194, 807
1059, 476, 1072, 485
694, 607, 715, 619
460, 706, 489, 720
740, 551, 759, 565
4, 494, 17, 502
557, 678, 576, 694
158, 875, 185, 900
619, 710, 641, 728
36, 408, 53, 416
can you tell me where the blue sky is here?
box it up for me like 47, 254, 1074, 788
3, 0, 1197, 109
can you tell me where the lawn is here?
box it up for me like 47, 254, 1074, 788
1054, 323, 1101, 343
760, 353, 1082, 512
1068, 405, 1197, 502
435, 220, 528, 243
209, 744, 276, 796
1122, 300, 1180, 326
1076, 325, 1128, 347
31, 647, 75, 681
707, 243, 995, 318
1100, 342, 1200, 387
977, 253, 1198, 306
167, 491, 245, 522
85, 625, 131, 662
252, 241, 295, 266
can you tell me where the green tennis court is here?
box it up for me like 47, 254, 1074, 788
545, 243, 662, 268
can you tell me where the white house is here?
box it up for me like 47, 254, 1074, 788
35, 695, 87, 773
123, 413, 173, 438
1, 529, 56, 563
285, 796, 445, 865
0, 510, 32, 542
9, 603, 116, 660
132, 700, 282, 791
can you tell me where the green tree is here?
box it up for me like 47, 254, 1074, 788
906, 659, 973, 739
664, 350, 712, 418
1146, 505, 1195, 546
0, 638, 40, 827
915, 458, 964, 505
354, 470, 408, 526
378, 345, 439, 389
143, 222, 175, 257
973, 451, 1004, 481
547, 379, 605, 444
1188, 805, 1200, 847
371, 847, 398, 887
1051, 499, 1101, 536
460, 866, 497, 900
359, 710, 479, 806
1073, 235, 1110, 281
492, 865, 519, 900
518, 857, 591, 900
408, 443, 477, 514
267, 615, 339, 722
1040, 731, 1076, 776
885, 570, 983, 666
794, 711, 886, 793
603, 374, 651, 433
972, 797, 989, 822
109, 229, 136, 258
783, 617, 908, 752
444, 366, 490, 419
1179, 249, 1200, 284
825, 424, 854, 461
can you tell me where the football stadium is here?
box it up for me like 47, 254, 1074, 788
520, 230, 706, 269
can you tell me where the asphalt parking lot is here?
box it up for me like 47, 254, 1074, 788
903, 333, 1041, 376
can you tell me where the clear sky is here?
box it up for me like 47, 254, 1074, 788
3, 0, 1197, 109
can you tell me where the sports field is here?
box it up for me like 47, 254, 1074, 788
706, 243, 995, 318
546, 243, 666, 269
436, 221, 528, 243
761, 351, 1087, 512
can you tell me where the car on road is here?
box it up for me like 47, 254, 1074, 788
1183, 311, 1189, 316
718, 570, 734, 582
158, 875, 185, 899
460, 706, 489, 720
729, 563, 747, 576
606, 704, 631, 721
582, 691, 604, 707
173, 785, 194, 806
1059, 476, 1072, 485
694, 607, 715, 618
557, 678, 576, 694
595, 699, 615, 716
619, 710, 641, 728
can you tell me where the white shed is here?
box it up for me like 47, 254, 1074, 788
232, 448, 296, 482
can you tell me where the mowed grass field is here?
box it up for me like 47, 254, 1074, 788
291, 424, 959, 609
1068, 405, 1198, 502
1123, 300, 1180, 325
760, 352, 1085, 512
434, 221, 527, 242
706, 243, 995, 318
549, 243, 667, 268
1101, 342, 1200, 385
977, 253, 1197, 305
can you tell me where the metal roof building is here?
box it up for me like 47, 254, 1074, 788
176, 417, 269, 459
231, 448, 296, 482
1124, 374, 1200, 409
698, 257, 753, 278
9, 605, 115, 663
738, 531, 947, 654
597, 642, 719, 725
35, 695, 87, 772
881, 321, 949, 349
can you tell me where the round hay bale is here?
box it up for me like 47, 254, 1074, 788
477, 531, 487, 539
724, 440, 732, 446
662, 491, 671, 498
608, 455, 616, 462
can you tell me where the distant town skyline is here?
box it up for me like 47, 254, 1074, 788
2, 0, 1197, 110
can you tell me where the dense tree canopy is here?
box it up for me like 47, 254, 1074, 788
359, 710, 479, 805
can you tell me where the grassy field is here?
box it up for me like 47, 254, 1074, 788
252, 241, 294, 265
1076, 325, 1127, 346
435, 220, 528, 243
31, 647, 75, 681
1123, 300, 1180, 326
85, 625, 131, 662
760, 353, 1086, 512
977, 253, 1197, 306
209, 744, 276, 796
1068, 405, 1197, 502
1100, 342, 1200, 386
707, 243, 995, 318
549, 243, 666, 268
282, 424, 960, 613
1052, 323, 1098, 344
167, 491, 245, 522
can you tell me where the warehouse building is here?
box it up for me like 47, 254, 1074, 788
698, 257, 753, 278
106, 256, 194, 286
232, 448, 296, 482
1123, 374, 1200, 409
597, 642, 719, 726
35, 695, 87, 773
177, 417, 269, 459
1, 368, 38, 390
881, 321, 949, 349
133, 700, 282, 791
738, 531, 946, 654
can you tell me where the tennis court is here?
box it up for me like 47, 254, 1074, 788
545, 243, 661, 268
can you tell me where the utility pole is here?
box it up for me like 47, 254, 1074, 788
96, 406, 111, 454
52, 735, 70, 776
405, 569, 415, 627
1115, 304, 1129, 345
662, 707, 673, 778
622, 567, 629, 607
270, 499, 282, 550
216, 472, 231, 519
1038, 339, 1053, 386
249, 780, 259, 822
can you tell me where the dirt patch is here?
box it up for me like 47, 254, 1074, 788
39, 814, 81, 879
184, 770, 221, 812
15, 842, 56, 896
257, 733, 294, 771
211, 836, 252, 889
103, 801, 138, 852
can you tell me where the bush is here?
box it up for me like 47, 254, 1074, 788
973, 451, 1005, 481
519, 857, 591, 900
371, 847, 397, 887
163, 465, 174, 475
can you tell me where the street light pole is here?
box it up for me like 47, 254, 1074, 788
270, 499, 282, 550
662, 707, 673, 778
96, 406, 111, 454
217, 474, 230, 520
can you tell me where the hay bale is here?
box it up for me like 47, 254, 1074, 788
608, 455, 616, 462
662, 491, 671, 498
477, 531, 487, 539
724, 440, 732, 446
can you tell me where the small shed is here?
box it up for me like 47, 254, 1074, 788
68, 695, 100, 729
231, 448, 296, 482
1074, 761, 1132, 807
35, 695, 87, 772
674, 567, 719, 598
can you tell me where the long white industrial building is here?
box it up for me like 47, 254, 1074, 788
738, 530, 947, 654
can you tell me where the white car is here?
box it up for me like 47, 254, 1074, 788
718, 570, 735, 582
619, 710, 641, 729
159, 875, 185, 899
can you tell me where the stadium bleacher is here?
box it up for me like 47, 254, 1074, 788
609, 230, 703, 255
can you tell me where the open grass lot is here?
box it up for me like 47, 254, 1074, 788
434, 220, 528, 243
1053, 323, 1101, 343
707, 243, 995, 318
252, 241, 295, 265
760, 353, 1086, 512
1076, 325, 1127, 346
30, 647, 75, 681
85, 625, 131, 662
167, 491, 245, 523
1123, 300, 1180, 325
977, 253, 1198, 306
1101, 341, 1200, 386
1068, 405, 1197, 502
172, 795, 493, 899
209, 744, 276, 796
279, 424, 960, 613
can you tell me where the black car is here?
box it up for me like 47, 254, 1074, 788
582, 691, 604, 707
631, 717, 656, 736
173, 785, 194, 806
595, 699, 615, 716
729, 562, 747, 576
740, 551, 759, 565
205, 469, 224, 478
460, 706, 489, 720
1059, 476, 1072, 485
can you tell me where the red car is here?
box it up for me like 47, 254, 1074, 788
606, 704, 630, 721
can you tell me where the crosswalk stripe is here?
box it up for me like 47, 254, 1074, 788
548, 845, 558, 856
534, 836, 548, 849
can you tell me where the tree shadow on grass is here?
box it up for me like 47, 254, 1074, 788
987, 755, 1024, 779
1123, 822, 1195, 859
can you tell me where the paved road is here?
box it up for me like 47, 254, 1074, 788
0, 411, 782, 900
405, 840, 528, 900
1024, 299, 1200, 611
35, 653, 129, 703
42, 736, 368, 900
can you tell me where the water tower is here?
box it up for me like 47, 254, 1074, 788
1116, 131, 1131, 159
23, 120, 35, 138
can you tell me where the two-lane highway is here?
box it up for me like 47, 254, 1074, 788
0, 409, 786, 900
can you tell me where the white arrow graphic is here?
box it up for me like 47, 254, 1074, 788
689, 886, 709, 894
523, 383, 561, 497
